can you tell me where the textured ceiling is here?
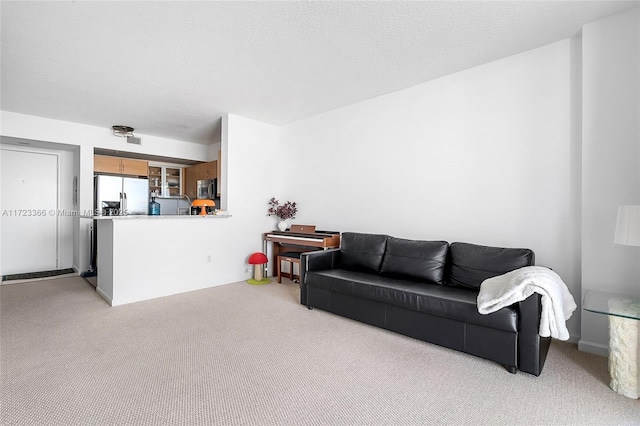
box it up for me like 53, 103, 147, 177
1, 1, 638, 145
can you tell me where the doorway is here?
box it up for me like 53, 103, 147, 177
1, 148, 59, 276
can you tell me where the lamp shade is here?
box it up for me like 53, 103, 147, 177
191, 199, 215, 207
614, 205, 640, 246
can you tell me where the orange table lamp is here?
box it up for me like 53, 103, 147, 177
192, 199, 215, 216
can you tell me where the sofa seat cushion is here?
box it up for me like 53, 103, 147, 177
380, 237, 448, 285
306, 269, 517, 332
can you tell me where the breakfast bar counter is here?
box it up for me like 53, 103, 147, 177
88, 214, 235, 306
91, 213, 231, 220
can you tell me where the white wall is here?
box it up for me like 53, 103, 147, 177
222, 114, 284, 276
281, 39, 583, 338
580, 8, 640, 355
0, 111, 212, 274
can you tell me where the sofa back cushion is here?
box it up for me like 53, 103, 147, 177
447, 242, 535, 290
380, 237, 449, 284
340, 232, 388, 273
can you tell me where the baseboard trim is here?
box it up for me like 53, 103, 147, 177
108, 281, 229, 307
95, 287, 113, 306
578, 339, 609, 357
566, 333, 580, 344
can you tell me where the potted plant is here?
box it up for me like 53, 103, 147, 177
267, 197, 297, 231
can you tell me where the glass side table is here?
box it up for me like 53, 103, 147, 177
583, 290, 640, 399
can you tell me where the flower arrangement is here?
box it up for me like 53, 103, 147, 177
267, 197, 297, 220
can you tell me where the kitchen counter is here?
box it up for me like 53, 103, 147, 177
82, 213, 231, 220
87, 214, 237, 306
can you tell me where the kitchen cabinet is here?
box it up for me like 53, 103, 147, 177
184, 160, 217, 200
217, 150, 221, 196
94, 155, 120, 174
94, 155, 148, 177
149, 164, 183, 198
165, 167, 182, 198
183, 166, 198, 200
148, 166, 162, 196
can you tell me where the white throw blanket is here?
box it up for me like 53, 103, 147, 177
477, 266, 577, 341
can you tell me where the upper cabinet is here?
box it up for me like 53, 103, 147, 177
208, 161, 218, 182
121, 158, 149, 176
217, 150, 221, 196
183, 166, 198, 199
184, 160, 217, 200
94, 155, 148, 177
165, 167, 182, 198
149, 164, 183, 198
149, 165, 163, 195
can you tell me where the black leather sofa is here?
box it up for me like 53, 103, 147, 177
300, 232, 551, 376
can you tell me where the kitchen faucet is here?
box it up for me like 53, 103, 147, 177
177, 194, 191, 214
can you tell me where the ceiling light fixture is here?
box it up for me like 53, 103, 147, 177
112, 125, 141, 145
112, 125, 134, 137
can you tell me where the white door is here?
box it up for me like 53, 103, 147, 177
1, 149, 58, 276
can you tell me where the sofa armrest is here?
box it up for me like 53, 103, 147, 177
303, 249, 341, 271
517, 293, 551, 376
299, 249, 341, 305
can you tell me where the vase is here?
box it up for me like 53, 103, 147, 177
277, 220, 288, 231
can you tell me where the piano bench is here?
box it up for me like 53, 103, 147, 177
277, 252, 302, 283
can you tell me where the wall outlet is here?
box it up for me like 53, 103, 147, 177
207, 255, 212, 262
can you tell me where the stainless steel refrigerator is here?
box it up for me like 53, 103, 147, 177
95, 175, 149, 215
88, 175, 149, 277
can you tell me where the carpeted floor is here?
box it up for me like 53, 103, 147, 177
1, 276, 638, 425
